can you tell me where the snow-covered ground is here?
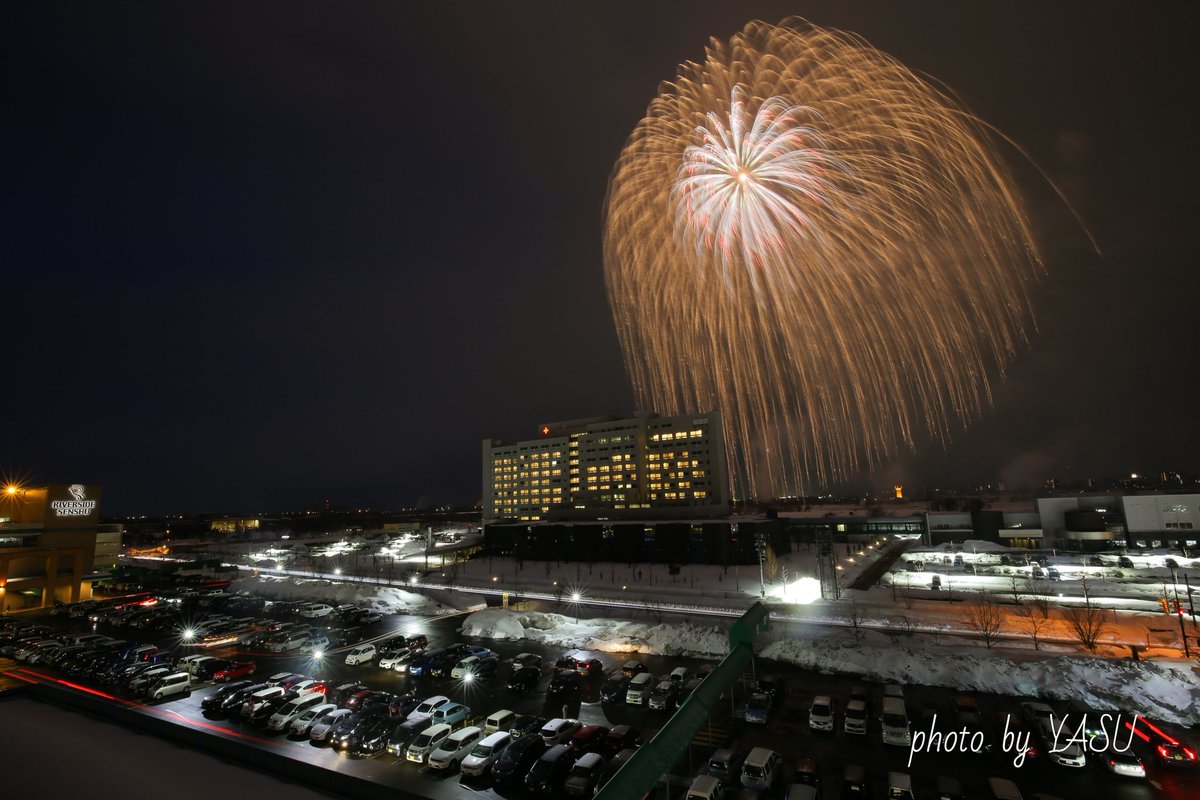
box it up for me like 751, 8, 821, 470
763, 632, 1200, 726
460, 609, 729, 658
459, 608, 1200, 724
230, 575, 481, 615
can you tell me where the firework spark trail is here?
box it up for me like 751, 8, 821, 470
603, 19, 1042, 499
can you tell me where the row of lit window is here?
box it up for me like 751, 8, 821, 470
650, 429, 703, 442
647, 490, 708, 500
647, 451, 689, 461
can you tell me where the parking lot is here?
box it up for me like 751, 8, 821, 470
3, 591, 1198, 799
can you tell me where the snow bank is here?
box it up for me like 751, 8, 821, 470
460, 609, 728, 658
230, 575, 463, 615
761, 638, 1200, 725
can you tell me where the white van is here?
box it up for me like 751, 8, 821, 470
460, 730, 511, 777
740, 747, 782, 791
484, 709, 515, 734
687, 775, 724, 800
147, 672, 191, 700
626, 672, 654, 704
844, 698, 867, 735
881, 697, 911, 747
344, 643, 377, 665
887, 771, 914, 800
267, 692, 326, 730
269, 630, 309, 653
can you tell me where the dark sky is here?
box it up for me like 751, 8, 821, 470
2, 2, 1194, 515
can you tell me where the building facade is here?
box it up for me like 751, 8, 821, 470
482, 411, 730, 523
0, 482, 119, 612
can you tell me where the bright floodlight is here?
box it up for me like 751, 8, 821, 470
313, 649, 324, 660
779, 577, 822, 605
183, 629, 195, 640
463, 672, 474, 683
571, 592, 582, 603
334, 567, 342, 576
4, 485, 16, 495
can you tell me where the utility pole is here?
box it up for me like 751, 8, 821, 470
754, 531, 767, 598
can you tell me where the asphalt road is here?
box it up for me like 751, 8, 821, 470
8, 603, 1198, 799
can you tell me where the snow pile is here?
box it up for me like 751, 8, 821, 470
460, 610, 729, 658
231, 575, 440, 615
762, 639, 1200, 724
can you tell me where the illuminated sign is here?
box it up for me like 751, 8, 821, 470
50, 484, 97, 517
44, 483, 102, 527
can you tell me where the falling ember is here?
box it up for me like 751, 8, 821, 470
603, 18, 1042, 500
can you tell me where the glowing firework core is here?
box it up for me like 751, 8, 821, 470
604, 19, 1041, 499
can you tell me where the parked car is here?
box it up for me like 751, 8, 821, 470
809, 695, 835, 731
379, 650, 421, 672
564, 751, 605, 796
219, 682, 268, 714
290, 702, 338, 736
526, 742, 574, 795
549, 670, 583, 697
408, 694, 452, 721
430, 702, 470, 727
202, 679, 254, 712
621, 661, 648, 679
568, 724, 609, 754
309, 708, 354, 743
147, 672, 191, 701
601, 676, 629, 704
648, 680, 679, 712
428, 725, 484, 771
344, 644, 377, 666
484, 709, 516, 734
540, 717, 581, 746
844, 699, 868, 735
1099, 745, 1146, 777
268, 692, 327, 731
604, 724, 639, 757
745, 691, 774, 724
212, 661, 257, 682
512, 652, 542, 671
510, 714, 547, 740
741, 747, 782, 791
298, 603, 334, 618
406, 723, 452, 764
354, 716, 404, 757
460, 730, 512, 778
386, 716, 433, 756
508, 665, 541, 692
491, 734, 547, 787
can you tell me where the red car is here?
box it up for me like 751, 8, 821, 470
568, 724, 610, 754
213, 661, 257, 682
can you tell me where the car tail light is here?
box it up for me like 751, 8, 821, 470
1109, 758, 1117, 767
1158, 745, 1170, 759
1185, 747, 1197, 761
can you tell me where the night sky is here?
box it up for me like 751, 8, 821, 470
2, 2, 1194, 515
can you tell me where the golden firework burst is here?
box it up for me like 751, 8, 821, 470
603, 18, 1042, 499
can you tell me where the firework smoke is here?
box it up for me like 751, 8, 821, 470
603, 19, 1042, 499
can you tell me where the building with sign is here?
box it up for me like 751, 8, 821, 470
0, 482, 120, 613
